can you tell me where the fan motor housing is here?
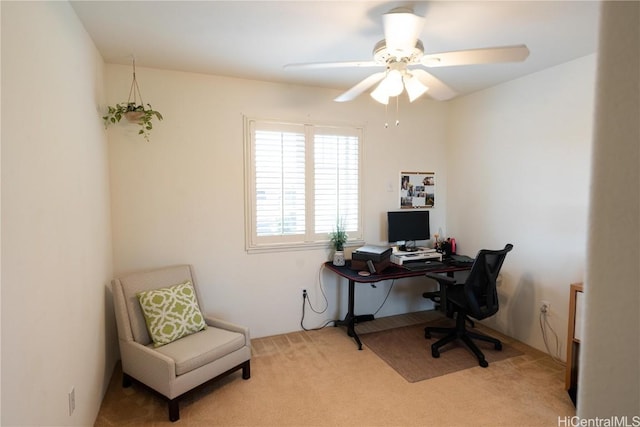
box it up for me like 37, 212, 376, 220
373, 39, 424, 64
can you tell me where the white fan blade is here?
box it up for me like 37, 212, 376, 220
410, 69, 457, 101
334, 72, 386, 102
421, 45, 530, 68
284, 60, 379, 70
382, 8, 424, 56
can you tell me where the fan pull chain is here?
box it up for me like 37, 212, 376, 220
383, 97, 401, 128
384, 102, 389, 128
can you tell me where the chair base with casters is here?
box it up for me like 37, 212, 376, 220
423, 244, 513, 368
424, 309, 502, 368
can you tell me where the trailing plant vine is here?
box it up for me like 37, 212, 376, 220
103, 102, 163, 142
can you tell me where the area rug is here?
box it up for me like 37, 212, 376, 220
359, 319, 523, 383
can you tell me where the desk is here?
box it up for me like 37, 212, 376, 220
324, 260, 471, 350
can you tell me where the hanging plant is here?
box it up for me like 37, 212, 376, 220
103, 58, 163, 141
103, 102, 163, 141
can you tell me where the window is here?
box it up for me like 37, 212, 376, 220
245, 118, 363, 252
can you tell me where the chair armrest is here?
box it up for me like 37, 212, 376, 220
120, 340, 177, 394
204, 316, 251, 346
424, 272, 457, 287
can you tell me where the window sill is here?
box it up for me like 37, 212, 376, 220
246, 240, 365, 255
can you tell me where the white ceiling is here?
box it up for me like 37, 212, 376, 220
70, 1, 601, 100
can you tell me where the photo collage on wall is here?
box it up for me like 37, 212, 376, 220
400, 171, 435, 208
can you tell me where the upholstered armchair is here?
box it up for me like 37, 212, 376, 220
112, 264, 251, 421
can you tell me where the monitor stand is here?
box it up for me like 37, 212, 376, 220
400, 241, 418, 252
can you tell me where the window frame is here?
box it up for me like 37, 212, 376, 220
244, 117, 364, 253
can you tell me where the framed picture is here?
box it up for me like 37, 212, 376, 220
400, 171, 435, 208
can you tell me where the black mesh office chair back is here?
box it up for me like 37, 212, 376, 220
425, 243, 513, 367
461, 245, 512, 320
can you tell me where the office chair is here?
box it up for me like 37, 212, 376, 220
424, 244, 513, 367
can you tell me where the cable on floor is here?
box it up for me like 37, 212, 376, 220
300, 264, 333, 331
539, 309, 562, 362
300, 266, 395, 330
300, 294, 335, 331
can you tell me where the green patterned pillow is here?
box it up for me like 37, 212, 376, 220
137, 280, 206, 347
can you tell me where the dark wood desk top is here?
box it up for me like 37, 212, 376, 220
323, 260, 470, 283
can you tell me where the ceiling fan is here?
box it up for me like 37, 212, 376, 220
284, 7, 529, 104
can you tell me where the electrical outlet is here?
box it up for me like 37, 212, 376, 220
301, 288, 307, 298
68, 387, 75, 416
540, 300, 551, 314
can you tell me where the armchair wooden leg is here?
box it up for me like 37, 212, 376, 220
242, 360, 251, 380
168, 399, 179, 422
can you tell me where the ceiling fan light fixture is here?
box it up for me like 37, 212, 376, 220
370, 84, 390, 104
380, 69, 404, 97
404, 74, 429, 102
288, 7, 529, 104
370, 69, 404, 104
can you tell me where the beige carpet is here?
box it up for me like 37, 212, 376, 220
360, 319, 523, 382
95, 312, 575, 426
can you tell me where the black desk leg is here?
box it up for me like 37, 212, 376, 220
334, 279, 373, 350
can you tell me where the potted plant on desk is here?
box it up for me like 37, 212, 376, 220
329, 222, 348, 266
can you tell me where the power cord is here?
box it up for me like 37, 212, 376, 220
300, 293, 335, 331
300, 267, 396, 330
306, 265, 329, 315
300, 265, 333, 331
373, 280, 396, 316
539, 306, 562, 362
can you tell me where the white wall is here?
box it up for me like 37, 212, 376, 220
0, 1, 626, 423
446, 55, 596, 358
1, 2, 115, 426
106, 65, 451, 338
580, 1, 639, 417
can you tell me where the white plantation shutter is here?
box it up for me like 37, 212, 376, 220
314, 130, 359, 236
245, 118, 363, 252
254, 129, 306, 236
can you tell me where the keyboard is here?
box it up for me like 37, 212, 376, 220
450, 254, 474, 262
448, 255, 475, 266
403, 261, 445, 271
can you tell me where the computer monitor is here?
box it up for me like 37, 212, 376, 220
387, 210, 430, 251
